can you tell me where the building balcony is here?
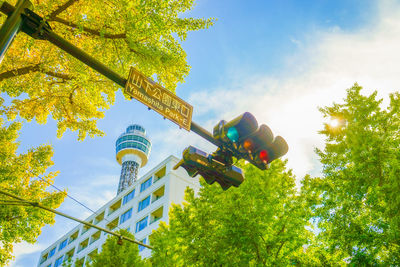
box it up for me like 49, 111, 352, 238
77, 238, 89, 253
151, 185, 165, 203
108, 199, 122, 216
150, 206, 164, 225
68, 230, 79, 244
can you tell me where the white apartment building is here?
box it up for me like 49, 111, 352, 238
37, 155, 200, 267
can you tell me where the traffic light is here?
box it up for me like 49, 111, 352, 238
213, 112, 288, 170
0, 0, 32, 63
173, 146, 244, 190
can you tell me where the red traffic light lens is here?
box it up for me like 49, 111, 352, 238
259, 150, 269, 163
243, 139, 254, 151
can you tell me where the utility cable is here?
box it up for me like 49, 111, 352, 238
34, 174, 124, 231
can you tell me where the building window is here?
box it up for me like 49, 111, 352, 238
116, 135, 150, 147
123, 189, 135, 205
48, 247, 56, 258
138, 196, 150, 212
54, 255, 63, 267
120, 208, 132, 225
116, 141, 149, 154
135, 216, 148, 233
140, 177, 152, 192
58, 238, 68, 251
139, 237, 147, 252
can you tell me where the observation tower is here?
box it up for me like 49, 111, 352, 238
115, 124, 151, 195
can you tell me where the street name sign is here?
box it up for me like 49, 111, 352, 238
125, 67, 193, 131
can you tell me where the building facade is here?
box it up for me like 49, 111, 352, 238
37, 125, 199, 267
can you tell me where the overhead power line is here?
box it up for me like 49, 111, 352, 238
34, 175, 123, 231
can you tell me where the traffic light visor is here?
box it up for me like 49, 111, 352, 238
227, 112, 258, 137
213, 112, 258, 143
268, 136, 289, 162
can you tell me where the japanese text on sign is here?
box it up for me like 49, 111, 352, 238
125, 67, 193, 131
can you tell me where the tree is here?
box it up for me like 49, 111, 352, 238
307, 84, 400, 264
151, 160, 318, 266
0, 0, 213, 139
0, 1, 211, 264
85, 229, 150, 267
0, 118, 65, 266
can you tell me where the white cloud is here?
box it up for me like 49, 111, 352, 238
189, 0, 400, 181
59, 174, 118, 216
10, 242, 44, 267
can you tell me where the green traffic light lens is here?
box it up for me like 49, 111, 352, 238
227, 127, 239, 142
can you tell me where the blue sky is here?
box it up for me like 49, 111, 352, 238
11, 0, 400, 265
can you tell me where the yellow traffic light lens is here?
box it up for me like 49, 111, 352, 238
243, 139, 254, 151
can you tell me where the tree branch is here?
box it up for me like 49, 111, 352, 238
49, 17, 126, 39
259, 234, 271, 254
47, 0, 80, 20
0, 64, 41, 82
276, 225, 286, 236
0, 64, 73, 81
275, 241, 285, 259
44, 70, 73, 80
252, 240, 266, 266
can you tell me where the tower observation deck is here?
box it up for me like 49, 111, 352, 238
116, 124, 151, 195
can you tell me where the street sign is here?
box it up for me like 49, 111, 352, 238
125, 67, 193, 131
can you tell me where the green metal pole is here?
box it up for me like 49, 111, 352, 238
0, 0, 31, 63
43, 30, 127, 88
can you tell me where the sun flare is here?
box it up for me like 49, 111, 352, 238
328, 118, 340, 128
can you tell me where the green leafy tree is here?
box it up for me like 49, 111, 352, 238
0, 0, 213, 139
151, 160, 318, 266
85, 229, 150, 267
0, 118, 65, 266
307, 84, 400, 264
0, 1, 211, 264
